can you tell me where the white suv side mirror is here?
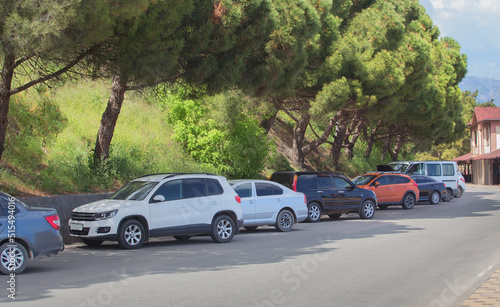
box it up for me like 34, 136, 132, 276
153, 195, 165, 202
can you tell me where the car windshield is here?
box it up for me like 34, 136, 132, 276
389, 162, 410, 172
353, 175, 377, 185
110, 181, 159, 201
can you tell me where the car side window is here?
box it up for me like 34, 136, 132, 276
374, 176, 390, 186
317, 176, 333, 189
427, 164, 442, 176
234, 183, 252, 198
332, 177, 351, 190
391, 176, 410, 184
408, 163, 425, 175
184, 178, 223, 198
184, 178, 206, 198
442, 164, 455, 176
205, 179, 223, 196
152, 180, 183, 202
419, 177, 431, 183
256, 183, 283, 196
297, 175, 317, 190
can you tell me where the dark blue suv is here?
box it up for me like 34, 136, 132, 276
0, 192, 64, 274
269, 172, 377, 222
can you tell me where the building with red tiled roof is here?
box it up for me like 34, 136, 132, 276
453, 107, 500, 185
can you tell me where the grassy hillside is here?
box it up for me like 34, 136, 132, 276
0, 79, 205, 196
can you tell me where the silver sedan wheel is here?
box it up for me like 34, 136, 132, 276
276, 209, 294, 231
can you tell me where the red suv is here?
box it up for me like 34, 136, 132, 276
353, 172, 419, 209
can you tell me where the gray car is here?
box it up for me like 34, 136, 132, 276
0, 192, 64, 274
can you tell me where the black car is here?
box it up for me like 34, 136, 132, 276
409, 175, 448, 204
1, 192, 64, 274
269, 171, 377, 222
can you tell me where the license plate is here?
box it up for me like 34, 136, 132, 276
70, 222, 83, 231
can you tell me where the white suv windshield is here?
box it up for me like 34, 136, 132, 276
110, 181, 159, 201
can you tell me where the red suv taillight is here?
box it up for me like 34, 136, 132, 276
412, 182, 418, 189
235, 195, 241, 204
292, 175, 298, 192
45, 214, 60, 230
303, 194, 307, 204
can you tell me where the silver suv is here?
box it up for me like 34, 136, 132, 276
69, 173, 243, 249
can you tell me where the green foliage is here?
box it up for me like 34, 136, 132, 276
344, 141, 391, 178
165, 87, 271, 178
5, 89, 66, 169
263, 150, 294, 176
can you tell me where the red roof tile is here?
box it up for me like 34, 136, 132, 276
472, 148, 500, 160
474, 107, 500, 122
452, 152, 473, 161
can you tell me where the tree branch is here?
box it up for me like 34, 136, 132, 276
9, 51, 90, 95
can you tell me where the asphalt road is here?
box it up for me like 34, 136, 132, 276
2, 185, 500, 307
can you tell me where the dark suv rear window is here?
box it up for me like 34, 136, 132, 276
269, 173, 294, 189
296, 175, 318, 190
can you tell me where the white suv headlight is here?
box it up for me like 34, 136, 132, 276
93, 210, 118, 220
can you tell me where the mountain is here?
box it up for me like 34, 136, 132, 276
459, 76, 500, 106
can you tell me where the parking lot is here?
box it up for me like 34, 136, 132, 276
2, 185, 500, 307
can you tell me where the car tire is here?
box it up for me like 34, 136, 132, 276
211, 215, 236, 243
402, 193, 416, 209
378, 205, 389, 209
117, 219, 146, 249
82, 239, 104, 247
429, 191, 441, 205
442, 189, 453, 202
328, 213, 342, 220
244, 226, 258, 231
0, 242, 29, 275
275, 209, 294, 232
456, 186, 464, 198
359, 200, 375, 219
306, 203, 322, 223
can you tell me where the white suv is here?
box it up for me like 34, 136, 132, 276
69, 173, 243, 249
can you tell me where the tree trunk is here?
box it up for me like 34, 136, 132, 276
292, 112, 310, 169
330, 111, 348, 171
381, 133, 392, 161
363, 120, 383, 158
0, 50, 16, 160
389, 132, 405, 161
344, 114, 364, 160
301, 116, 336, 157
93, 75, 127, 164
260, 98, 282, 134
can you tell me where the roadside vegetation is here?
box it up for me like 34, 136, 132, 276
0, 0, 492, 196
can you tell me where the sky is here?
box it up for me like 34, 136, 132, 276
420, 0, 500, 80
